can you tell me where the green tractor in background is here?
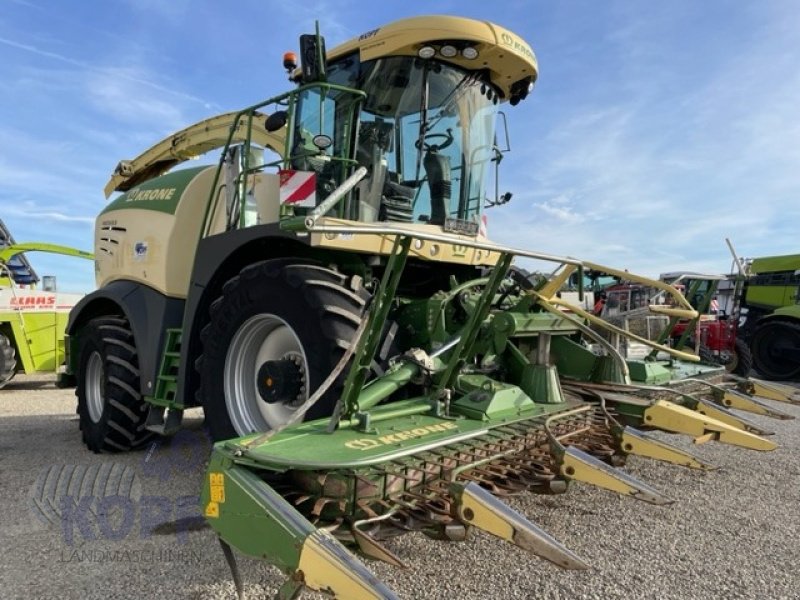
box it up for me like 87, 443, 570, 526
736, 253, 800, 379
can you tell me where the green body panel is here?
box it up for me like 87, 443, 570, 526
746, 285, 795, 310
491, 311, 580, 338
1, 310, 69, 373
228, 398, 577, 471
202, 451, 310, 568
519, 364, 565, 404
551, 336, 600, 381
100, 166, 209, 216
626, 361, 672, 385
743, 253, 800, 311
549, 332, 722, 386
769, 305, 800, 321
453, 374, 538, 419
749, 254, 800, 274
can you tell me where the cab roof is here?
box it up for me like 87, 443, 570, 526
327, 15, 538, 102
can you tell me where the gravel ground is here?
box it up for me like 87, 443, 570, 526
2, 373, 799, 600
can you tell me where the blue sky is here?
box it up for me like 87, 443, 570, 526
1, 0, 799, 291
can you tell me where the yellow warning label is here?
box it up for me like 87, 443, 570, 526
210, 485, 225, 503
205, 501, 219, 518
209, 471, 226, 504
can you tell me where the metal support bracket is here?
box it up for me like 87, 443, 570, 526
337, 236, 411, 421
437, 253, 513, 391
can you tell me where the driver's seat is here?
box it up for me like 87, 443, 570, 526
423, 148, 450, 226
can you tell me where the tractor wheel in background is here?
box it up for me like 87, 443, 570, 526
697, 345, 717, 366
728, 337, 753, 377
751, 320, 800, 380
198, 260, 373, 441
76, 317, 152, 452
0, 332, 17, 388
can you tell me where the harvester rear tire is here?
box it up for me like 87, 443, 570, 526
751, 320, 800, 380
0, 332, 16, 388
198, 260, 372, 441
696, 340, 752, 377
729, 338, 753, 377
76, 317, 152, 452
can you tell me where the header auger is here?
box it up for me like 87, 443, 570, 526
65, 15, 799, 599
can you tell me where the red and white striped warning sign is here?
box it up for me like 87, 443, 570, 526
278, 170, 316, 207
479, 214, 488, 238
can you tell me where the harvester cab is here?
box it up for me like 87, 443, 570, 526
66, 16, 800, 599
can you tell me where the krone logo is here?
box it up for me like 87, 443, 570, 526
344, 422, 459, 450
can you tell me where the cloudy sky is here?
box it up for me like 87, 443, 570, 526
2, 0, 799, 291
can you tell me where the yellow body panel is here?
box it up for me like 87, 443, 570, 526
96, 167, 217, 298
0, 288, 84, 373
310, 217, 499, 267
749, 380, 800, 403
643, 400, 776, 451
620, 428, 715, 470
297, 530, 394, 599
721, 390, 792, 418
329, 15, 538, 100
105, 112, 285, 198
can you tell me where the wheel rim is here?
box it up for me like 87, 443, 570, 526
224, 314, 308, 435
85, 351, 105, 423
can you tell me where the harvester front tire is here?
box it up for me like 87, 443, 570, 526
76, 317, 151, 452
751, 320, 800, 380
0, 332, 16, 388
198, 260, 371, 441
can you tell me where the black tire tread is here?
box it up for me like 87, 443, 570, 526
731, 337, 753, 377
751, 320, 800, 380
0, 332, 17, 387
77, 317, 152, 452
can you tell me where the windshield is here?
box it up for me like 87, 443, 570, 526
330, 56, 499, 227
288, 55, 500, 227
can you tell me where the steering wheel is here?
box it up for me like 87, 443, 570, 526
415, 129, 454, 152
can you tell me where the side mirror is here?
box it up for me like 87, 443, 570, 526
299, 33, 326, 82
265, 111, 288, 132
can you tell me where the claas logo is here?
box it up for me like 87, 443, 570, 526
10, 296, 56, 307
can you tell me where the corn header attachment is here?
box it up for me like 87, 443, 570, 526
202, 228, 794, 599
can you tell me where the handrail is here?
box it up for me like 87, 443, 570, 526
300, 218, 699, 315
530, 291, 700, 363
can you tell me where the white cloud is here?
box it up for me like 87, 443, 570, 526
0, 35, 213, 108
86, 69, 187, 129
2, 205, 94, 225
534, 196, 585, 224
492, 2, 800, 277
